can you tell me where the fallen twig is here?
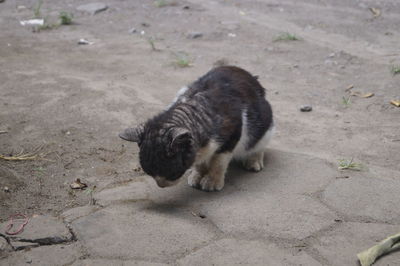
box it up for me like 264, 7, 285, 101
0, 145, 51, 161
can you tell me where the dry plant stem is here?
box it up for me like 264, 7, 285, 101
0, 145, 51, 161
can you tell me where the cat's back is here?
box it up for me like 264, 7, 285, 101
183, 66, 265, 103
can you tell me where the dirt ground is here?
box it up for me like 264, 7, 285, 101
0, 0, 399, 264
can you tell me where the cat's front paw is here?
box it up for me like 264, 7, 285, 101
199, 175, 224, 192
188, 170, 202, 188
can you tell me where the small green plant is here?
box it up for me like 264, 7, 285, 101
85, 186, 97, 205
173, 53, 192, 68
59, 11, 73, 25
342, 95, 351, 107
338, 158, 362, 171
154, 0, 167, 7
274, 32, 300, 42
390, 65, 400, 76
147, 37, 157, 51
154, 0, 177, 7
34, 0, 43, 18
34, 166, 45, 176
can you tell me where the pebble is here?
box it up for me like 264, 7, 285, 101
187, 32, 203, 39
300, 105, 312, 112
129, 28, 137, 34
77, 3, 108, 15
78, 39, 94, 45
3, 186, 10, 192
20, 19, 44, 26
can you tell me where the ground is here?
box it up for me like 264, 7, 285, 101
0, 0, 399, 265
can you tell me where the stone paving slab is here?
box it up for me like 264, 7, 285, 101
76, 3, 108, 15
94, 179, 149, 206
226, 149, 338, 194
61, 205, 101, 223
177, 238, 321, 266
71, 202, 218, 262
2, 243, 80, 266
202, 192, 336, 240
311, 222, 400, 266
0, 215, 73, 250
322, 176, 400, 223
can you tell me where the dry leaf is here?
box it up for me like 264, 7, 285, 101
345, 84, 354, 92
350, 92, 374, 98
369, 7, 381, 18
362, 93, 374, 98
70, 178, 87, 189
390, 100, 400, 107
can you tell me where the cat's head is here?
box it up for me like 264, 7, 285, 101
119, 124, 195, 188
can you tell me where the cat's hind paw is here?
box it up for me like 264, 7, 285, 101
243, 152, 264, 172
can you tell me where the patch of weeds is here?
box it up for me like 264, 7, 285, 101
59, 11, 73, 25
338, 158, 362, 171
390, 65, 400, 76
85, 186, 97, 205
154, 0, 177, 7
342, 95, 351, 107
173, 53, 192, 68
34, 166, 45, 176
273, 32, 300, 42
147, 37, 157, 51
33, 0, 43, 18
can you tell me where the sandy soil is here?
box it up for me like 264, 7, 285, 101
0, 0, 399, 224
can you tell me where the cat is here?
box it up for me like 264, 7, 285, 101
119, 66, 274, 192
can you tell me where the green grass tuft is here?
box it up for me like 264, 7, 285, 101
173, 53, 192, 68
273, 32, 300, 42
147, 37, 157, 51
154, 0, 168, 7
34, 0, 43, 18
342, 95, 351, 107
338, 158, 362, 171
59, 11, 73, 25
390, 65, 400, 76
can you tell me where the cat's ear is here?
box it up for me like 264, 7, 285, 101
169, 129, 192, 154
119, 125, 144, 143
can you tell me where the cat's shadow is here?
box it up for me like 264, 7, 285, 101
143, 152, 279, 217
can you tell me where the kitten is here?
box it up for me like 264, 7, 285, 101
119, 66, 274, 191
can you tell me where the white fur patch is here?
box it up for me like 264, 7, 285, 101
233, 110, 274, 159
173, 86, 189, 103
167, 86, 189, 109
232, 110, 250, 158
